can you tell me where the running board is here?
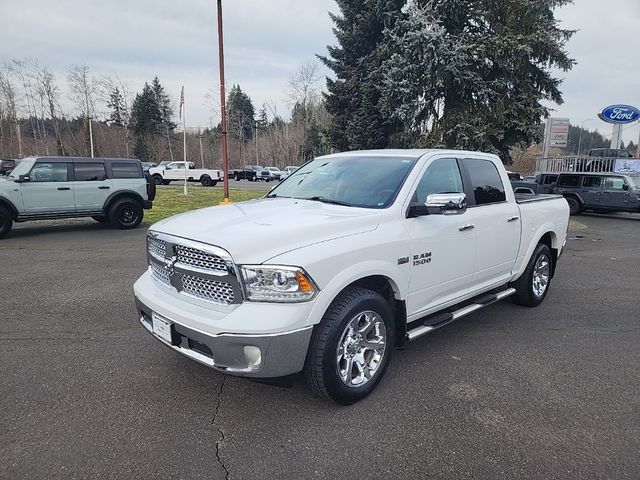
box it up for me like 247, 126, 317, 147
406, 288, 517, 342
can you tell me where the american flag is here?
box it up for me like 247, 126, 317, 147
179, 86, 184, 120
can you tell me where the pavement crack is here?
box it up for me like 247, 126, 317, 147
211, 376, 230, 480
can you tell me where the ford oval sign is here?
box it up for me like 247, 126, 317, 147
600, 105, 640, 124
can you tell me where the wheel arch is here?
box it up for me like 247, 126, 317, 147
0, 196, 18, 219
103, 191, 145, 212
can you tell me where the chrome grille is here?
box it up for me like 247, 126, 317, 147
148, 236, 166, 258
150, 262, 171, 285
175, 245, 228, 272
181, 273, 235, 304
147, 233, 241, 306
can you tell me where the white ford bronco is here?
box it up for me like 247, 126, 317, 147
134, 149, 570, 404
0, 156, 154, 239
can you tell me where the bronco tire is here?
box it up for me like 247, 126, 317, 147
145, 173, 156, 201
513, 243, 552, 307
304, 287, 395, 405
0, 205, 13, 239
108, 198, 143, 229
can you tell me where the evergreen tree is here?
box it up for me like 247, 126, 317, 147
151, 76, 176, 132
129, 82, 163, 159
382, 0, 575, 163
320, 0, 406, 151
227, 85, 255, 141
107, 87, 126, 127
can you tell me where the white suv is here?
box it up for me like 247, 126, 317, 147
0, 156, 154, 239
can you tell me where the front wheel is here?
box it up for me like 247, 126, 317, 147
108, 198, 143, 229
512, 243, 552, 307
565, 196, 582, 215
0, 205, 13, 239
304, 287, 395, 405
152, 174, 163, 185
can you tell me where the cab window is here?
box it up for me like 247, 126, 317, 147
30, 162, 69, 182
558, 175, 580, 188
412, 158, 464, 204
462, 159, 506, 205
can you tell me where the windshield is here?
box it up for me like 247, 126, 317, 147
8, 159, 35, 179
267, 155, 417, 208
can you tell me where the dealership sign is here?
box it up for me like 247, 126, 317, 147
599, 105, 640, 124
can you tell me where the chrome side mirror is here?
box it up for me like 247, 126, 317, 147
425, 193, 467, 215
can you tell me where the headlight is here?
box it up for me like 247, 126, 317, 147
239, 265, 318, 302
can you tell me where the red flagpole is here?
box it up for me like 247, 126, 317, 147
217, 0, 230, 203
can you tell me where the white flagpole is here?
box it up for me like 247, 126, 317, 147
182, 87, 188, 196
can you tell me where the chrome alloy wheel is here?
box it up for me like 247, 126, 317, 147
336, 310, 387, 388
532, 254, 550, 298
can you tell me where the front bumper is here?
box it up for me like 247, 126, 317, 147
135, 297, 313, 378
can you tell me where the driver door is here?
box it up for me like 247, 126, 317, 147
405, 158, 476, 318
21, 161, 75, 213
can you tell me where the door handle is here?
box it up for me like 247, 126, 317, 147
98, 186, 110, 190
458, 224, 475, 232
57, 187, 70, 191
507, 216, 520, 222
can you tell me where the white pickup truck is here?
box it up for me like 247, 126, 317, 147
148, 161, 223, 187
134, 149, 570, 404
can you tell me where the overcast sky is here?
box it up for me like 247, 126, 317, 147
1, 0, 639, 144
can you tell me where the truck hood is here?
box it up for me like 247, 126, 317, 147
150, 197, 382, 264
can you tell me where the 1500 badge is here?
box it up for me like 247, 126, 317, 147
413, 252, 432, 266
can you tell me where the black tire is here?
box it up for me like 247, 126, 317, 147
145, 173, 156, 201
91, 215, 110, 224
211, 180, 218, 187
565, 196, 582, 215
235, 174, 241, 181
108, 198, 143, 229
0, 205, 13, 239
304, 287, 395, 405
512, 243, 553, 307
201, 175, 213, 187
152, 174, 163, 185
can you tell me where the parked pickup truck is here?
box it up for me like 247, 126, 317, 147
148, 161, 223, 187
233, 165, 270, 182
133, 149, 569, 404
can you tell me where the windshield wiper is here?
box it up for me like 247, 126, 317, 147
302, 196, 353, 207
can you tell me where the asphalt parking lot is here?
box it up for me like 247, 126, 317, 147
1, 213, 639, 479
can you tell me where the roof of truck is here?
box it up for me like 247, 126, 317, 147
318, 149, 500, 160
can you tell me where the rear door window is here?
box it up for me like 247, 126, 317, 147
74, 163, 106, 181
582, 176, 602, 189
462, 159, 506, 205
542, 175, 558, 185
112, 162, 142, 179
558, 175, 581, 188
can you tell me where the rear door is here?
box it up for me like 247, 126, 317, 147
461, 158, 520, 291
21, 160, 75, 213
406, 157, 476, 316
580, 175, 603, 208
73, 162, 111, 211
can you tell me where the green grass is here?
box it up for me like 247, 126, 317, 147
144, 186, 269, 224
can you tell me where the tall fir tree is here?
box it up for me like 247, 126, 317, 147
107, 87, 126, 127
227, 85, 255, 141
382, 0, 575, 162
129, 82, 163, 160
150, 76, 176, 132
320, 0, 406, 151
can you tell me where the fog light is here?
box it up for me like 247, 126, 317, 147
244, 346, 262, 368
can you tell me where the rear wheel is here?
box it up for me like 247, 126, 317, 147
513, 243, 552, 307
565, 196, 582, 215
145, 173, 156, 201
108, 198, 143, 229
304, 287, 395, 405
200, 175, 213, 187
0, 205, 13, 239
